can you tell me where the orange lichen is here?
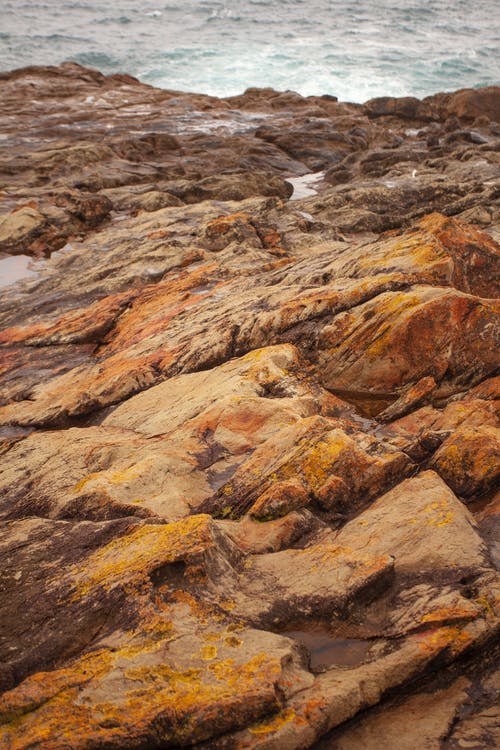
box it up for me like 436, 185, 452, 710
205, 213, 251, 236
98, 263, 219, 355
0, 650, 111, 725
420, 603, 481, 625
417, 625, 473, 656
0, 289, 135, 347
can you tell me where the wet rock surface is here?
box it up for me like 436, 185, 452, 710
0, 63, 499, 749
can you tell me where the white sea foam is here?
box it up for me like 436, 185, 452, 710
288, 172, 326, 201
0, 1, 498, 101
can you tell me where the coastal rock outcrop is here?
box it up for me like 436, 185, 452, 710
0, 64, 498, 750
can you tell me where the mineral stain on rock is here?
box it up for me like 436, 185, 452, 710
0, 63, 498, 750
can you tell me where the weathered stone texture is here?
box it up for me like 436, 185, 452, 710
0, 65, 498, 749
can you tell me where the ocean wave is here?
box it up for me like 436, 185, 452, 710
31, 33, 92, 42
1, 0, 498, 101
71, 51, 121, 68
96, 16, 131, 25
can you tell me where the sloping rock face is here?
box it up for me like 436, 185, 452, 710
0, 64, 499, 749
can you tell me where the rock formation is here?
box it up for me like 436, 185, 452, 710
0, 63, 498, 749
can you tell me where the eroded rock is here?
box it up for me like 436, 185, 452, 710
0, 64, 498, 750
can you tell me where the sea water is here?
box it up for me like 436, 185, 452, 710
0, 0, 499, 101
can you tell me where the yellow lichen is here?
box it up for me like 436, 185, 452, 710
474, 595, 497, 618
300, 437, 346, 489
71, 472, 100, 493
70, 515, 213, 600
423, 498, 453, 526
249, 707, 296, 735
200, 645, 218, 661
71, 462, 150, 493
0, 646, 283, 750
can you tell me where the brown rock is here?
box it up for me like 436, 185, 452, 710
202, 415, 414, 520
314, 475, 351, 514
429, 425, 500, 499
315, 677, 471, 750
172, 171, 293, 203
249, 479, 309, 520
219, 509, 317, 554
317, 286, 499, 400
0, 515, 312, 748
0, 206, 47, 255
207, 471, 499, 748
0, 345, 330, 522
363, 95, 435, 121
378, 375, 437, 422
444, 86, 500, 123
335, 470, 489, 578
136, 189, 185, 211
0, 63, 499, 750
55, 189, 112, 225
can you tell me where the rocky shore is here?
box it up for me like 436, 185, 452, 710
0, 62, 499, 749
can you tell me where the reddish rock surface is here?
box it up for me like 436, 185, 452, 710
0, 64, 498, 749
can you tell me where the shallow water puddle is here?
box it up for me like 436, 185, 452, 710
288, 171, 325, 200
0, 254, 41, 288
331, 388, 397, 418
283, 625, 373, 672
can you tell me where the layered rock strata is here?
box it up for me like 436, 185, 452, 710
0, 64, 499, 749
